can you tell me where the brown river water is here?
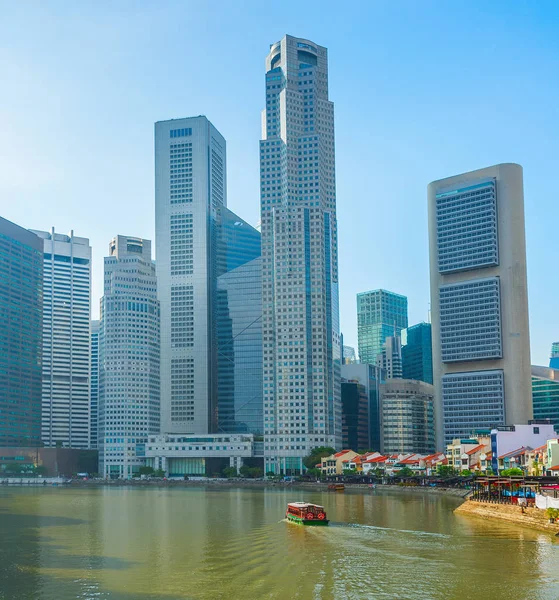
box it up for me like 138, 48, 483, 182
0, 485, 558, 599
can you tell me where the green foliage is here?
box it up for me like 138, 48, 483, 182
34, 465, 48, 476
546, 508, 559, 521
222, 466, 238, 478
153, 469, 166, 478
239, 465, 263, 478
460, 469, 473, 477
306, 468, 322, 478
342, 468, 357, 476
265, 471, 276, 477
374, 468, 385, 478
436, 465, 456, 478
500, 467, 523, 477
139, 466, 155, 476
397, 467, 415, 478
302, 447, 336, 470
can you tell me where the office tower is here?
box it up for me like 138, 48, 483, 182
342, 345, 357, 364
0, 218, 43, 446
155, 116, 262, 438
31, 228, 91, 449
217, 209, 262, 435
155, 116, 226, 435
550, 343, 559, 369
341, 364, 384, 450
377, 335, 403, 379
341, 378, 369, 451
90, 320, 100, 449
99, 236, 160, 478
260, 35, 341, 474
402, 322, 433, 384
531, 366, 559, 433
428, 164, 532, 447
380, 379, 435, 455
357, 289, 408, 365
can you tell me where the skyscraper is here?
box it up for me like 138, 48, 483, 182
90, 320, 100, 449
155, 116, 262, 439
428, 164, 532, 447
550, 342, 559, 369
31, 228, 91, 449
402, 322, 433, 384
260, 35, 341, 474
341, 379, 369, 451
0, 217, 43, 446
357, 289, 408, 365
98, 236, 160, 478
531, 366, 559, 433
376, 335, 403, 379
155, 116, 227, 435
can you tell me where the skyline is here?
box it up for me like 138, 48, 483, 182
2, 2, 559, 365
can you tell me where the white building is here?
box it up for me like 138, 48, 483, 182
31, 228, 91, 449
260, 35, 341, 474
155, 116, 226, 436
99, 236, 160, 478
428, 164, 532, 447
90, 319, 100, 449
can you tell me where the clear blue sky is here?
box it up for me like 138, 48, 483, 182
1, 1, 558, 365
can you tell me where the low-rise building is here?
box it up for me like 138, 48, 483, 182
144, 434, 263, 477
546, 439, 559, 476
446, 437, 490, 472
320, 450, 359, 476
420, 452, 447, 475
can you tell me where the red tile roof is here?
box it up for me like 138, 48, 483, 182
466, 444, 486, 456
334, 449, 353, 458
400, 457, 420, 465
365, 455, 387, 463
550, 465, 559, 471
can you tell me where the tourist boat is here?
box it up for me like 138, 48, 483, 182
285, 502, 329, 526
328, 483, 345, 491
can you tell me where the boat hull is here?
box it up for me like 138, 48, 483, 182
286, 514, 329, 526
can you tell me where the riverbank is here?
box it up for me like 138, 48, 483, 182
455, 500, 559, 534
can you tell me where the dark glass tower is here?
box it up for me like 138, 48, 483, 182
0, 217, 43, 446
402, 322, 433, 384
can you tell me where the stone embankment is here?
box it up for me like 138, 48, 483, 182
455, 500, 559, 534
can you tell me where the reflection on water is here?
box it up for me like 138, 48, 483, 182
0, 486, 558, 599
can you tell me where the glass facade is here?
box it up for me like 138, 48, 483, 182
357, 289, 408, 365
439, 277, 502, 362
341, 380, 369, 451
550, 343, 559, 369
0, 218, 43, 446
217, 258, 263, 435
402, 322, 433, 384
380, 380, 435, 455
441, 370, 505, 445
90, 320, 100, 449
436, 180, 498, 273
532, 366, 559, 433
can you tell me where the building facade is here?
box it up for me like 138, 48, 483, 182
531, 366, 559, 433
380, 379, 435, 455
428, 164, 532, 447
99, 236, 160, 478
260, 35, 342, 474
0, 218, 43, 446
357, 289, 408, 366
340, 363, 384, 451
402, 322, 433, 384
31, 228, 91, 449
376, 335, 403, 379
341, 379, 369, 451
550, 343, 559, 369
90, 320, 100, 449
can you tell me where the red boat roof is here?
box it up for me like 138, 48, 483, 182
288, 502, 324, 509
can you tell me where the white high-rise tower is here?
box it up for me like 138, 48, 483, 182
260, 35, 341, 474
31, 228, 92, 449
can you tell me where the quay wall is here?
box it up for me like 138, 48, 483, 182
455, 500, 559, 534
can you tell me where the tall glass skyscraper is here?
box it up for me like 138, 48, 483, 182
357, 289, 408, 365
99, 236, 160, 478
550, 342, 559, 369
0, 217, 43, 446
402, 322, 433, 384
428, 164, 532, 447
260, 35, 341, 474
155, 116, 262, 438
31, 228, 92, 449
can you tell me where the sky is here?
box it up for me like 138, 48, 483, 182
1, 1, 558, 365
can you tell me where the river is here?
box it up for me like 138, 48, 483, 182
0, 485, 558, 599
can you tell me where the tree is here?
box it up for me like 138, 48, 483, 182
34, 465, 48, 476
139, 466, 154, 476
153, 469, 166, 478
265, 471, 276, 478
223, 466, 238, 478
500, 467, 523, 477
342, 468, 357, 476
306, 468, 322, 479
437, 465, 456, 478
460, 469, 473, 477
302, 447, 335, 470
397, 467, 415, 478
